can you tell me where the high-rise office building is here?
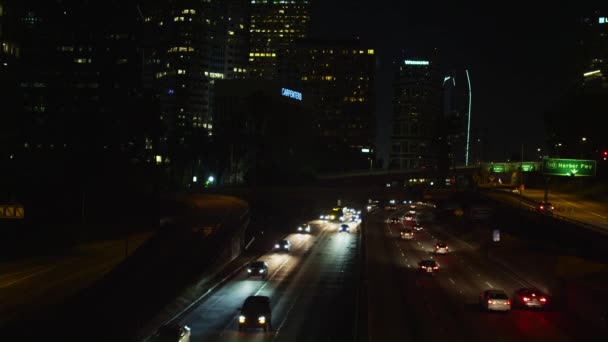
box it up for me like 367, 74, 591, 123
208, 0, 250, 80
2, 0, 145, 158
279, 39, 376, 172
389, 54, 442, 170
578, 10, 607, 89
249, 0, 310, 79
141, 0, 211, 175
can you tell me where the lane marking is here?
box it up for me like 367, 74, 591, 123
271, 291, 303, 341
590, 212, 607, 219
485, 281, 493, 289
449, 278, 455, 285
255, 254, 290, 296
401, 252, 405, 257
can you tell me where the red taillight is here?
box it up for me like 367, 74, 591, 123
531, 293, 536, 297
540, 205, 544, 209
435, 245, 439, 249
540, 297, 547, 302
523, 297, 530, 302
488, 300, 493, 304
506, 300, 511, 305
445, 246, 449, 249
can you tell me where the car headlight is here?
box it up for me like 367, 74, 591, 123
298, 227, 302, 231
239, 315, 246, 323
258, 316, 266, 324
259, 269, 264, 274
247, 269, 252, 273
305, 226, 310, 232
275, 244, 280, 248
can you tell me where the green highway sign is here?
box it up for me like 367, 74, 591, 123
542, 158, 597, 177
491, 164, 506, 173
521, 163, 537, 172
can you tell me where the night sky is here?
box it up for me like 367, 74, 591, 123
310, 1, 590, 163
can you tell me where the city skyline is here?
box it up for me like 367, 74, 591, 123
311, 1, 601, 162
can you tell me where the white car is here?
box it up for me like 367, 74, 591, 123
480, 289, 511, 311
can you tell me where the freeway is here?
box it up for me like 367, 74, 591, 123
149, 218, 362, 342
365, 204, 605, 342
488, 188, 608, 230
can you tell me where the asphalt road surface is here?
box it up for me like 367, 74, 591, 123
151, 219, 362, 342
365, 204, 604, 342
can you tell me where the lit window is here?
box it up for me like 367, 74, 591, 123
367, 49, 374, 55
228, 30, 234, 35
177, 69, 186, 74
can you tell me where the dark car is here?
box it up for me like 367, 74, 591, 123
246, 261, 269, 279
238, 295, 272, 332
274, 239, 291, 252
339, 224, 350, 232
536, 202, 554, 214
389, 217, 400, 224
150, 323, 191, 342
418, 259, 439, 274
513, 287, 548, 309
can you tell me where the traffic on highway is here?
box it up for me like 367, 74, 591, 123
140, 198, 606, 342
145, 206, 362, 342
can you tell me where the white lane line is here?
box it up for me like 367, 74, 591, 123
271, 291, 303, 341
590, 211, 608, 219
449, 278, 455, 285
485, 281, 494, 289
255, 257, 290, 296
0, 265, 56, 288
401, 252, 405, 257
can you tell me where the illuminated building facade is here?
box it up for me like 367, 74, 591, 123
279, 39, 376, 172
389, 55, 442, 170
249, 0, 310, 79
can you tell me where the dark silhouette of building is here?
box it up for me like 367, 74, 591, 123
213, 80, 314, 184
389, 52, 442, 170
279, 39, 376, 172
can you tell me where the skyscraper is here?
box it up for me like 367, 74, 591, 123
141, 0, 212, 183
389, 54, 442, 170
249, 0, 310, 79
279, 39, 376, 172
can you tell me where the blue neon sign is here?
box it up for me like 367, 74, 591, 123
281, 87, 302, 101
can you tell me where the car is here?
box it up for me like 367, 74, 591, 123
404, 213, 415, 221
513, 288, 548, 309
246, 261, 269, 279
274, 239, 291, 252
418, 259, 439, 274
480, 289, 511, 311
150, 323, 191, 342
413, 223, 423, 231
434, 242, 449, 254
400, 228, 414, 240
239, 295, 272, 332
297, 223, 311, 233
536, 202, 554, 214
339, 224, 350, 232
389, 217, 400, 224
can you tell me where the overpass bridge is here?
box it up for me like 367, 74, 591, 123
315, 161, 544, 188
